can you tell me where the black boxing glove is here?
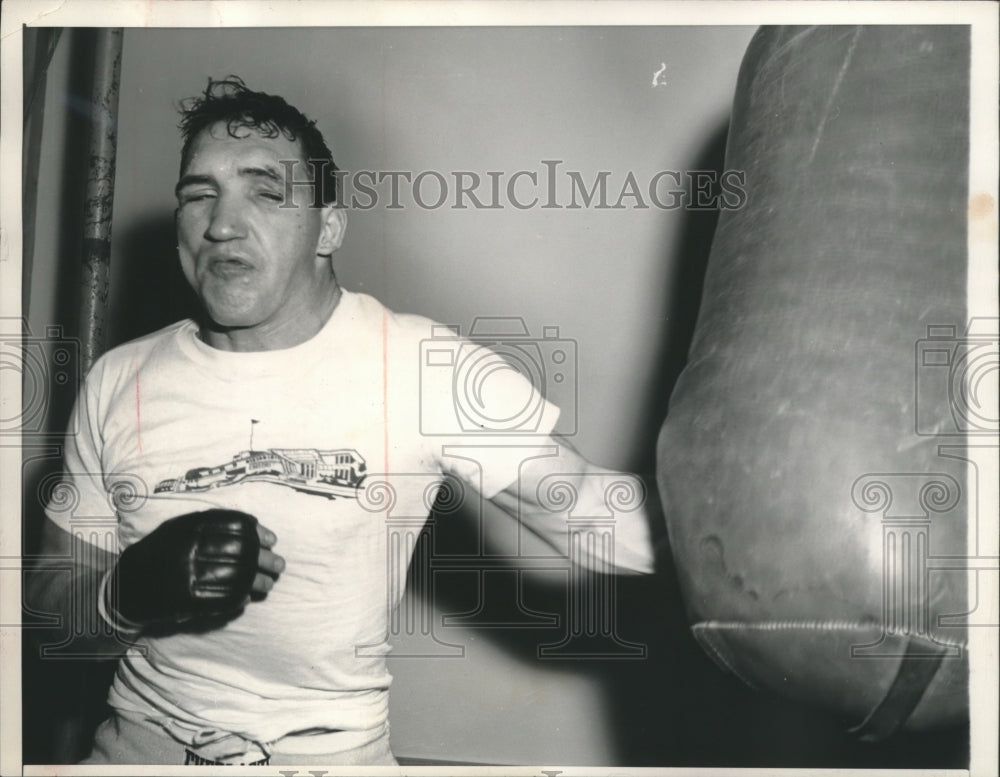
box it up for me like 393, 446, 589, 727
105, 509, 260, 630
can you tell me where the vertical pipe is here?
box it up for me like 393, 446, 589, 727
22, 29, 61, 317
78, 28, 123, 374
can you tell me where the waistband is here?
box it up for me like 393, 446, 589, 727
148, 712, 388, 764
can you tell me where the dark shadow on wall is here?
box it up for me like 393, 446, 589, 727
108, 213, 200, 347
623, 122, 731, 477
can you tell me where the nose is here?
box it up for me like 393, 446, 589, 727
203, 192, 248, 242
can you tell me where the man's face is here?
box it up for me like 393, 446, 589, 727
175, 122, 342, 340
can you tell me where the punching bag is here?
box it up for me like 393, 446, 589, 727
657, 26, 969, 739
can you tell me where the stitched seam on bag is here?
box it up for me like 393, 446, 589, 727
692, 620, 967, 649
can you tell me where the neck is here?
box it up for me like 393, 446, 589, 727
199, 278, 343, 352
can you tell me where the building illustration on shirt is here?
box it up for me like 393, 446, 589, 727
154, 448, 367, 499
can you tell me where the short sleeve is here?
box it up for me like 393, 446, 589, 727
420, 338, 561, 499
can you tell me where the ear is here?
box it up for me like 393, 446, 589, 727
317, 205, 347, 257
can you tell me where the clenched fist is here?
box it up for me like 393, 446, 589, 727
105, 509, 284, 630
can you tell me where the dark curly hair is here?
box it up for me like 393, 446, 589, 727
178, 76, 339, 204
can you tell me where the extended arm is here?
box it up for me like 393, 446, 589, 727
488, 435, 656, 575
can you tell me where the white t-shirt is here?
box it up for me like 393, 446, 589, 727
47, 290, 559, 745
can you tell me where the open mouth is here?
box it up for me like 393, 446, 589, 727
207, 256, 254, 278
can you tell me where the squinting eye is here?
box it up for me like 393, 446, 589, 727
180, 192, 216, 204
258, 191, 284, 202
